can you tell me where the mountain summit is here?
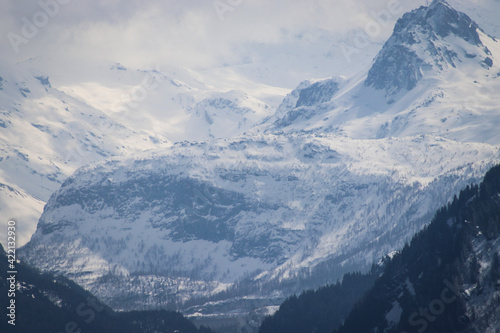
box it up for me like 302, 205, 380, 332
270, 0, 499, 143
366, 0, 492, 98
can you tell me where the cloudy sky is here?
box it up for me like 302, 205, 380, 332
2, 0, 498, 88
1, 1, 423, 74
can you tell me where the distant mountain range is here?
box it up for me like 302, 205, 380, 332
16, 0, 500, 327
0, 61, 276, 246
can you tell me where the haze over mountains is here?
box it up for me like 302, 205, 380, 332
1, 0, 500, 331
9, 0, 498, 327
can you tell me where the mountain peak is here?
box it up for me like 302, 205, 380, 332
427, 0, 453, 12
273, 77, 344, 128
366, 0, 489, 99
395, 0, 481, 44
422, 0, 480, 43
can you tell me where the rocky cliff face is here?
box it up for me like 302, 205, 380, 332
21, 132, 498, 311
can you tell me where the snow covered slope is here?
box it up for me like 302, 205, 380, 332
0, 62, 172, 246
0, 60, 278, 247
18, 0, 500, 320
21, 132, 498, 309
270, 0, 500, 144
55, 63, 280, 143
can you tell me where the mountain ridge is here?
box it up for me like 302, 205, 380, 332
270, 0, 500, 142
17, 0, 500, 326
365, 0, 488, 98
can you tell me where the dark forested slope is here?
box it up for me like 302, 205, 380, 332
0, 245, 212, 333
336, 164, 500, 333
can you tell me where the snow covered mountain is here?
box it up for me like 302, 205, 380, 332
187, 89, 273, 139
19, 0, 500, 324
0, 62, 169, 246
270, 0, 500, 144
0, 60, 277, 247
366, 0, 487, 97
21, 133, 498, 309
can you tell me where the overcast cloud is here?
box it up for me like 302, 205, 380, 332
1, 1, 428, 68
2, 0, 497, 84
